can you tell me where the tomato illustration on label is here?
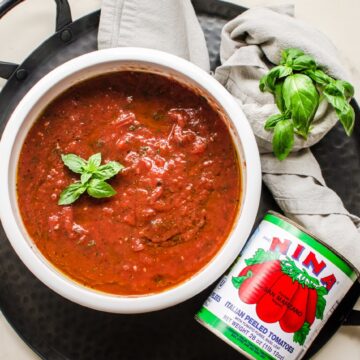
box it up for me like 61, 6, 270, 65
232, 249, 328, 345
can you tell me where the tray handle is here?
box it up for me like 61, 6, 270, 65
343, 309, 360, 326
55, 0, 72, 32
0, 0, 72, 80
335, 279, 360, 326
0, 61, 19, 80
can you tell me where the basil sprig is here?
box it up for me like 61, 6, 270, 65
58, 153, 124, 205
260, 48, 355, 160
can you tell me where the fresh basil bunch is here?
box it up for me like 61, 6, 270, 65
58, 153, 124, 205
260, 48, 355, 160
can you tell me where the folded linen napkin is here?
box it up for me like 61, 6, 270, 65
98, 0, 360, 272
98, 0, 210, 72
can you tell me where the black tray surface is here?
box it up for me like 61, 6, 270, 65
0, 1, 359, 360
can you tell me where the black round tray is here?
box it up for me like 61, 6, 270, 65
0, 1, 359, 359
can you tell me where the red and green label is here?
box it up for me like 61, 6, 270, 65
196, 213, 356, 360
232, 249, 327, 345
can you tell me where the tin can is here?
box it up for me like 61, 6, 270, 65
196, 211, 358, 360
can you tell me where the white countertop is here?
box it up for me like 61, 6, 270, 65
0, 0, 359, 359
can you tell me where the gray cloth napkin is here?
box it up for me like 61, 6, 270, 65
98, 0, 210, 72
98, 1, 360, 272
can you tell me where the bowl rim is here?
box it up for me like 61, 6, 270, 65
0, 47, 261, 313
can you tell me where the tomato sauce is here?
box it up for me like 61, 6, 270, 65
17, 71, 241, 295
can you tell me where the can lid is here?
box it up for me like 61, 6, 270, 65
266, 212, 358, 280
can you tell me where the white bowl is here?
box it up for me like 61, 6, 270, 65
0, 48, 261, 313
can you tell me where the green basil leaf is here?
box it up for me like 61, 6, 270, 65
305, 69, 332, 87
280, 48, 304, 66
58, 182, 87, 205
315, 287, 327, 320
316, 286, 328, 297
94, 161, 124, 180
259, 65, 292, 93
259, 75, 267, 92
336, 102, 355, 136
283, 74, 319, 136
264, 113, 285, 130
259, 67, 280, 93
231, 270, 253, 289
294, 128, 308, 138
323, 86, 346, 110
292, 54, 317, 71
245, 249, 280, 266
87, 153, 102, 171
293, 322, 311, 346
273, 119, 294, 160
324, 82, 342, 97
58, 152, 122, 204
277, 65, 293, 78
81, 172, 92, 184
334, 80, 355, 99
61, 154, 86, 174
275, 82, 285, 112
321, 86, 355, 136
87, 179, 116, 198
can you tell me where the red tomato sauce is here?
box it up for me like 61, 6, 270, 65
17, 71, 241, 295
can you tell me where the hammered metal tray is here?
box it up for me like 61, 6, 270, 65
0, 1, 359, 359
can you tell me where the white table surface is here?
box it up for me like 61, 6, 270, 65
0, 0, 359, 359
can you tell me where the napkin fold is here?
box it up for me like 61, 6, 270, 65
98, 0, 210, 72
98, 1, 360, 272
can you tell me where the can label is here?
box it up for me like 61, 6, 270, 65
196, 212, 357, 360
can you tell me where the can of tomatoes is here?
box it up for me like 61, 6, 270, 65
195, 211, 358, 360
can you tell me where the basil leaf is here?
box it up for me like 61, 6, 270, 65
324, 82, 342, 97
87, 179, 116, 198
259, 67, 280, 93
292, 55, 316, 71
280, 48, 304, 66
94, 161, 124, 180
283, 74, 319, 136
315, 286, 328, 320
259, 75, 267, 92
305, 69, 332, 87
231, 270, 253, 289
58, 152, 123, 204
61, 154, 86, 174
273, 119, 294, 160
323, 85, 355, 135
259, 65, 292, 93
58, 182, 87, 205
341, 81, 354, 99
87, 153, 102, 171
323, 85, 346, 109
262, 48, 356, 157
293, 322, 311, 346
81, 172, 92, 184
334, 80, 354, 99
336, 102, 355, 136
245, 249, 280, 265
264, 113, 285, 130
275, 82, 285, 112
277, 65, 293, 79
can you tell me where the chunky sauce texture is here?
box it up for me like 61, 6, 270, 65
17, 72, 241, 295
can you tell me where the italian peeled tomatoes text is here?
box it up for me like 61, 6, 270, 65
225, 300, 295, 354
